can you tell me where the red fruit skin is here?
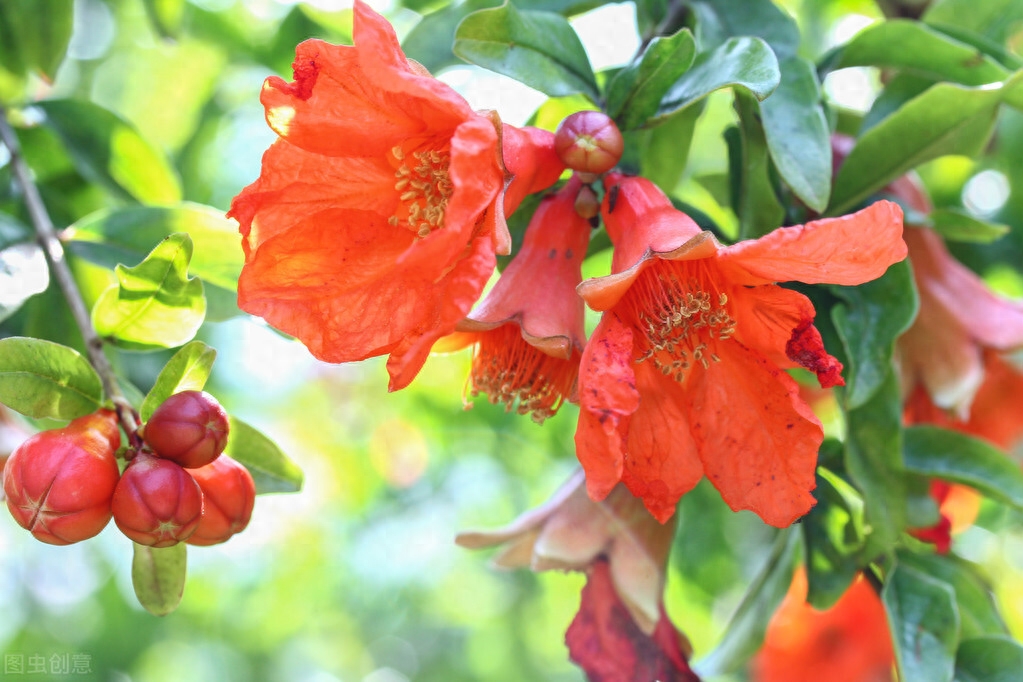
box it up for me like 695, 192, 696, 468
3, 410, 121, 545
111, 454, 203, 547
554, 111, 625, 175
186, 455, 256, 546
143, 391, 229, 469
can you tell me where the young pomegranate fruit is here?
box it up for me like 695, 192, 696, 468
111, 453, 203, 547
141, 390, 229, 469
4, 410, 121, 545
186, 455, 256, 546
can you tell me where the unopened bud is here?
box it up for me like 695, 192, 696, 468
574, 184, 600, 220
554, 111, 624, 175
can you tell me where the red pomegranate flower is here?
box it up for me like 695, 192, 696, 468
440, 177, 590, 423
576, 173, 906, 526
228, 1, 561, 390
751, 568, 894, 682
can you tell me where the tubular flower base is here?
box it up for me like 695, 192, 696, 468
440, 178, 590, 423
228, 0, 562, 391
751, 569, 894, 682
456, 471, 698, 681
576, 174, 906, 526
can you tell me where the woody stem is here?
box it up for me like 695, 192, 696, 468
0, 108, 140, 440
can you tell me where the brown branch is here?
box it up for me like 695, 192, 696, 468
0, 107, 140, 441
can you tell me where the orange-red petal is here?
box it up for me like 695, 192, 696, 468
719, 200, 906, 286
688, 341, 820, 527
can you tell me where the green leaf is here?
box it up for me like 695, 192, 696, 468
0, 0, 73, 85
653, 37, 780, 122
803, 466, 865, 609
729, 92, 784, 240
689, 0, 800, 60
225, 417, 304, 494
832, 260, 919, 409
0, 213, 32, 251
639, 103, 703, 193
883, 564, 959, 682
453, 3, 599, 102
37, 99, 182, 205
0, 242, 49, 324
403, 0, 499, 73
843, 371, 907, 559
829, 81, 1003, 215
140, 341, 217, 422
0, 337, 104, 419
861, 73, 936, 134
606, 29, 697, 130
927, 209, 1010, 243
834, 20, 1009, 86
694, 527, 799, 676
903, 426, 1023, 511
759, 57, 831, 212
132, 543, 187, 616
91, 233, 207, 351
954, 636, 1023, 682
65, 202, 243, 290
924, 0, 1023, 46
898, 551, 1007, 639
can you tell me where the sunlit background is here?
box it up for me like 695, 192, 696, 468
2, 1, 1023, 681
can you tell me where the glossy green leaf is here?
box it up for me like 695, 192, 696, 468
694, 527, 799, 676
453, 3, 599, 102
606, 29, 697, 130
861, 73, 936, 133
898, 551, 1007, 639
832, 260, 919, 409
689, 0, 800, 60
91, 233, 206, 351
927, 209, 1010, 243
760, 57, 831, 212
0, 0, 73, 84
37, 99, 182, 205
132, 543, 187, 616
140, 341, 218, 422
903, 426, 1023, 510
0, 242, 49, 324
834, 20, 1008, 86
729, 92, 784, 240
843, 371, 907, 559
924, 0, 1023, 45
225, 417, 304, 494
884, 564, 959, 682
803, 466, 864, 609
954, 636, 1023, 682
639, 103, 702, 193
653, 37, 780, 122
0, 337, 104, 419
403, 0, 498, 73
829, 82, 1003, 214
65, 203, 243, 292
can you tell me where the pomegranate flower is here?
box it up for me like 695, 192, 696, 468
456, 471, 700, 681
228, 1, 562, 391
576, 174, 906, 526
751, 568, 894, 682
440, 177, 590, 423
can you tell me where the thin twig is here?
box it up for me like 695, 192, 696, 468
0, 107, 140, 440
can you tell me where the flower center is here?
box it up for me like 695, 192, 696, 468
388, 145, 453, 238
628, 260, 736, 382
469, 324, 577, 424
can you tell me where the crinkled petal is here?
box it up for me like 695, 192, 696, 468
621, 362, 703, 524
229, 140, 396, 258
689, 341, 820, 527
576, 314, 640, 501
719, 200, 906, 286
729, 284, 844, 387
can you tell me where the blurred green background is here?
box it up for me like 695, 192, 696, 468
2, 0, 1023, 681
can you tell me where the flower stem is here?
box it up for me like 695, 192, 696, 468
0, 107, 140, 440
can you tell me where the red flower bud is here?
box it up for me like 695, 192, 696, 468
554, 111, 624, 175
186, 455, 256, 546
142, 391, 229, 469
111, 454, 203, 547
3, 410, 121, 545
